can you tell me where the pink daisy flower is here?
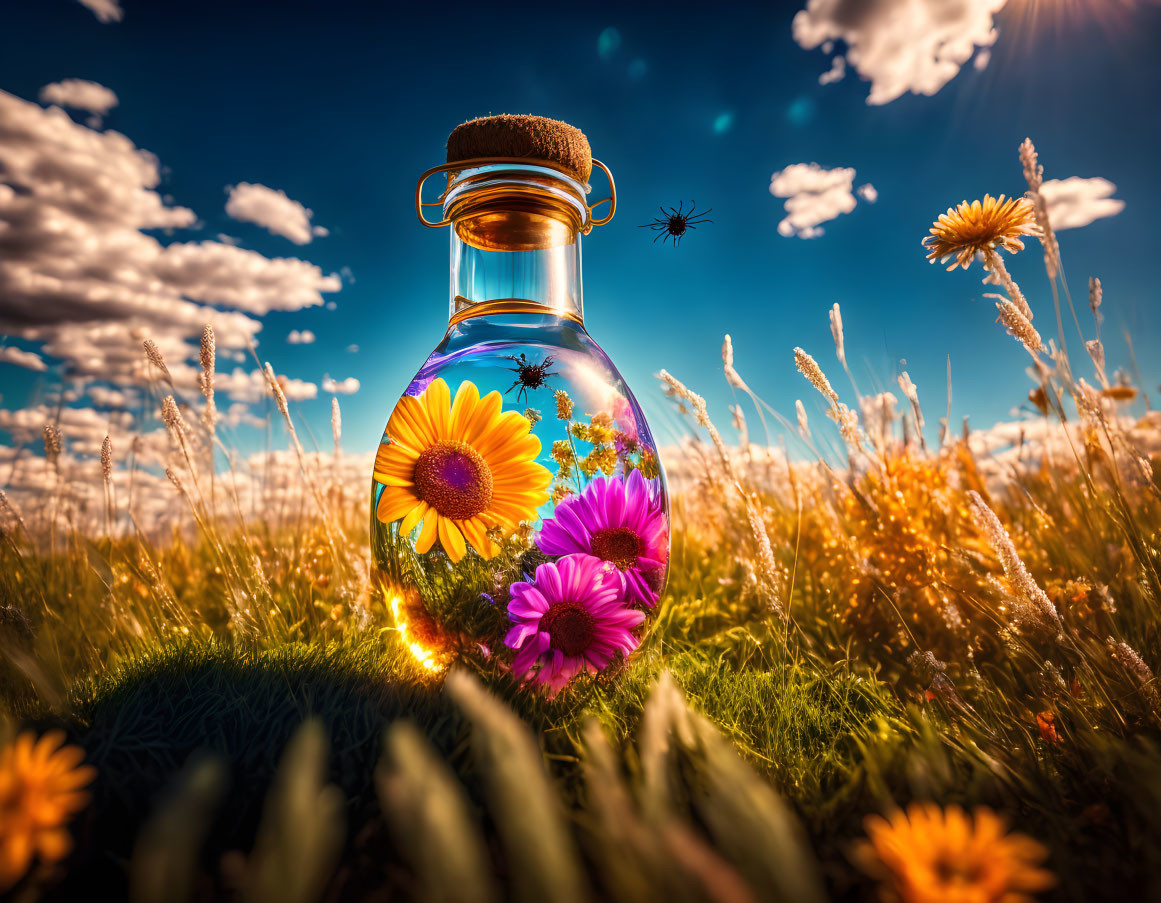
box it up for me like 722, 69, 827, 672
505, 554, 645, 692
536, 469, 668, 606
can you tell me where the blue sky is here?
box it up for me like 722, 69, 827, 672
1, 0, 1160, 459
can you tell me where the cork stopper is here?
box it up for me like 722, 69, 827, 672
447, 114, 592, 184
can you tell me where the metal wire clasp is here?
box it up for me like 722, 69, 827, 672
414, 156, 617, 232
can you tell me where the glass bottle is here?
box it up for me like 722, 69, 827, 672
370, 116, 669, 692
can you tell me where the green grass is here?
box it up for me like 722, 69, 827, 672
16, 627, 899, 902
8, 507, 1161, 901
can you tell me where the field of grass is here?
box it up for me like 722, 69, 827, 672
3, 142, 1161, 902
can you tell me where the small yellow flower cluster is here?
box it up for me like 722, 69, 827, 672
549, 439, 579, 502
550, 439, 574, 472
569, 417, 615, 447
635, 448, 660, 479
554, 389, 574, 421
545, 392, 658, 499
578, 445, 618, 477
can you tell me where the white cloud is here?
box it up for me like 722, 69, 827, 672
39, 79, 119, 119
77, 0, 123, 23
793, 0, 1007, 105
322, 375, 360, 395
0, 403, 133, 456
225, 182, 329, 245
287, 329, 315, 344
857, 183, 878, 203
215, 367, 318, 404
0, 420, 378, 540
819, 55, 846, 85
1040, 177, 1125, 230
221, 402, 267, 429
0, 89, 340, 397
87, 385, 137, 408
345, 344, 359, 354
0, 346, 48, 371
769, 163, 860, 238
967, 412, 1161, 486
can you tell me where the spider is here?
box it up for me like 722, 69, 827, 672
503, 353, 557, 404
638, 200, 713, 246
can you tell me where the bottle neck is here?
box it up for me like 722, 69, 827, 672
449, 227, 583, 323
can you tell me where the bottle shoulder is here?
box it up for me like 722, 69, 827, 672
435, 312, 604, 356
406, 312, 647, 441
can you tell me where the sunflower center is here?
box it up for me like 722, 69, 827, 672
934, 855, 984, 886
541, 601, 596, 657
591, 527, 642, 570
413, 439, 493, 520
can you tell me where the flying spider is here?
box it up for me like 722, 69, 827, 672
503, 353, 557, 404
638, 200, 713, 246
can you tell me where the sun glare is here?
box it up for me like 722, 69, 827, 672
387, 593, 442, 673
1005, 0, 1143, 38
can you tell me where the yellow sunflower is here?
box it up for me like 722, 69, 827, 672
923, 194, 1039, 271
0, 730, 96, 890
374, 377, 551, 562
855, 803, 1055, 903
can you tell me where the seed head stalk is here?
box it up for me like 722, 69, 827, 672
0, 488, 29, 540
43, 423, 62, 553
967, 490, 1063, 639
722, 335, 773, 447
1019, 138, 1086, 357
101, 435, 114, 538
794, 347, 874, 465
143, 338, 176, 391
161, 395, 207, 506
982, 248, 1033, 322
658, 368, 786, 621
830, 303, 861, 399
161, 418, 257, 604
897, 371, 926, 452
262, 362, 352, 574
994, 299, 1045, 357
1019, 138, 1061, 282
200, 325, 218, 515
331, 396, 344, 514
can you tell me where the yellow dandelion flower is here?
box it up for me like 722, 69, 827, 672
855, 803, 1055, 903
923, 195, 1039, 271
0, 730, 96, 891
373, 378, 551, 563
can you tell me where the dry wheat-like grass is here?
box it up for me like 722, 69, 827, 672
1020, 138, 1062, 281
2, 136, 1161, 903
